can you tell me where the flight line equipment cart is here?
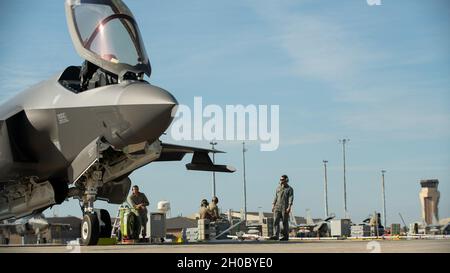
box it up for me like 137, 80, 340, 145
111, 203, 166, 243
111, 203, 141, 243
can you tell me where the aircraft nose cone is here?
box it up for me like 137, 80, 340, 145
113, 82, 178, 147
119, 82, 178, 106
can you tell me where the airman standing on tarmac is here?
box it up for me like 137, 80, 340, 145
270, 174, 294, 241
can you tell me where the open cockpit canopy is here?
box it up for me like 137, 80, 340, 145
65, 0, 151, 78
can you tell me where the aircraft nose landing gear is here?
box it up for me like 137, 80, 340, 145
79, 170, 102, 245
81, 209, 112, 246
75, 169, 112, 246
81, 213, 99, 245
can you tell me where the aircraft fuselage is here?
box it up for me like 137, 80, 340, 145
0, 71, 177, 183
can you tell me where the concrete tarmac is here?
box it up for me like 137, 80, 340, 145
1, 239, 449, 253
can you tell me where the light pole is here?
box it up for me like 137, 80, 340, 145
323, 160, 329, 218
381, 170, 387, 228
339, 138, 350, 218
242, 142, 248, 223
210, 141, 218, 198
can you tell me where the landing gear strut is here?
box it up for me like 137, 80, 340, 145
77, 168, 109, 246
68, 163, 117, 246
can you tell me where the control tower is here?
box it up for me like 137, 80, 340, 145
419, 179, 440, 225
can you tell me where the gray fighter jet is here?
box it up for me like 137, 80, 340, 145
0, 213, 71, 244
0, 0, 235, 245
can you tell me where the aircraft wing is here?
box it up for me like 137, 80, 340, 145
156, 143, 236, 173
0, 222, 21, 233
0, 223, 17, 228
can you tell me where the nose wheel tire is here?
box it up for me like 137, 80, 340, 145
81, 213, 100, 245
99, 209, 112, 238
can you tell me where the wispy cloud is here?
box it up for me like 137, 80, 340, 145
250, 1, 450, 141
250, 2, 380, 83
337, 107, 450, 140
281, 133, 337, 146
280, 17, 375, 83
0, 64, 59, 104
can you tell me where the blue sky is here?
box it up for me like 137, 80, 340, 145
0, 0, 449, 225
